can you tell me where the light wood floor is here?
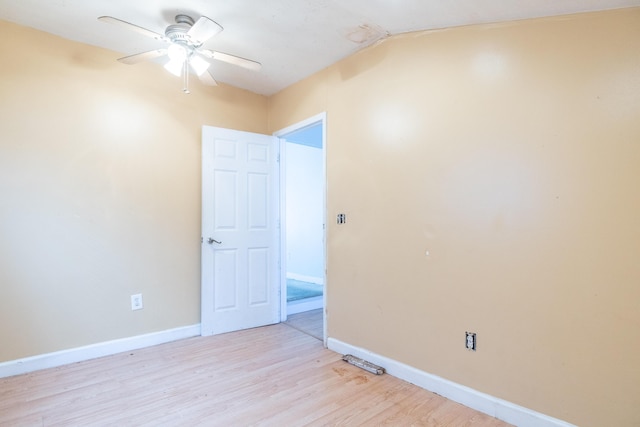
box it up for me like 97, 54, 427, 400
0, 323, 513, 426
285, 308, 323, 340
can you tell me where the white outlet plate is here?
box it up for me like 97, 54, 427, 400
465, 332, 476, 351
131, 294, 143, 311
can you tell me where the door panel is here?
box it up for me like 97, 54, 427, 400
202, 126, 280, 336
248, 248, 269, 305
248, 173, 268, 228
214, 170, 237, 229
213, 249, 237, 311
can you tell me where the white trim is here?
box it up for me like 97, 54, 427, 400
278, 137, 288, 323
0, 324, 201, 379
286, 272, 324, 285
274, 112, 328, 345
273, 113, 327, 137
287, 296, 323, 315
327, 338, 577, 427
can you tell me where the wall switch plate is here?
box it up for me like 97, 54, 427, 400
131, 294, 143, 311
465, 332, 476, 351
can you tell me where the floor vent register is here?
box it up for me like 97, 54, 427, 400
342, 354, 385, 375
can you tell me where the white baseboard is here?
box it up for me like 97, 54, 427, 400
0, 324, 201, 379
287, 296, 323, 315
327, 338, 576, 427
286, 273, 324, 285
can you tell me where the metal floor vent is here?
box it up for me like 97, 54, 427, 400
342, 354, 385, 375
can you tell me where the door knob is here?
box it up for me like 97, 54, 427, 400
207, 238, 222, 244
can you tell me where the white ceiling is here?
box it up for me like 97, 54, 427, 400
0, 0, 638, 95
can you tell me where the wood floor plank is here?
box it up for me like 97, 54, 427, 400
285, 308, 324, 340
0, 323, 513, 426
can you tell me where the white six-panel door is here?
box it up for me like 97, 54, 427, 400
201, 126, 280, 336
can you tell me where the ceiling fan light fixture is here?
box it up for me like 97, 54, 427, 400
190, 54, 210, 76
164, 57, 184, 76
167, 43, 188, 62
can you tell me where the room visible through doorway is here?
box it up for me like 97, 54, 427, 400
275, 114, 326, 333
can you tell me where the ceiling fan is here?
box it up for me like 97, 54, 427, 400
98, 14, 262, 93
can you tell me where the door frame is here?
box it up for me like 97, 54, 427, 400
273, 112, 327, 344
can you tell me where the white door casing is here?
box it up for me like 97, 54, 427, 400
201, 126, 280, 336
274, 112, 327, 341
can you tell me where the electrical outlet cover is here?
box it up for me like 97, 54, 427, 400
131, 294, 143, 310
465, 332, 476, 351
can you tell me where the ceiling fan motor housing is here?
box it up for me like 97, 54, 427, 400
165, 14, 196, 45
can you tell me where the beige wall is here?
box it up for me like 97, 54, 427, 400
2, 7, 639, 426
0, 20, 267, 361
269, 8, 640, 427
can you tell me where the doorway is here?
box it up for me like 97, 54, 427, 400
275, 113, 326, 341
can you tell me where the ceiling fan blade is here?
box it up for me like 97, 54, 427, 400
201, 50, 262, 71
198, 70, 218, 87
98, 16, 166, 42
188, 17, 223, 45
117, 49, 167, 65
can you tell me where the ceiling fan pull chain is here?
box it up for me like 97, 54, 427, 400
182, 60, 190, 94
